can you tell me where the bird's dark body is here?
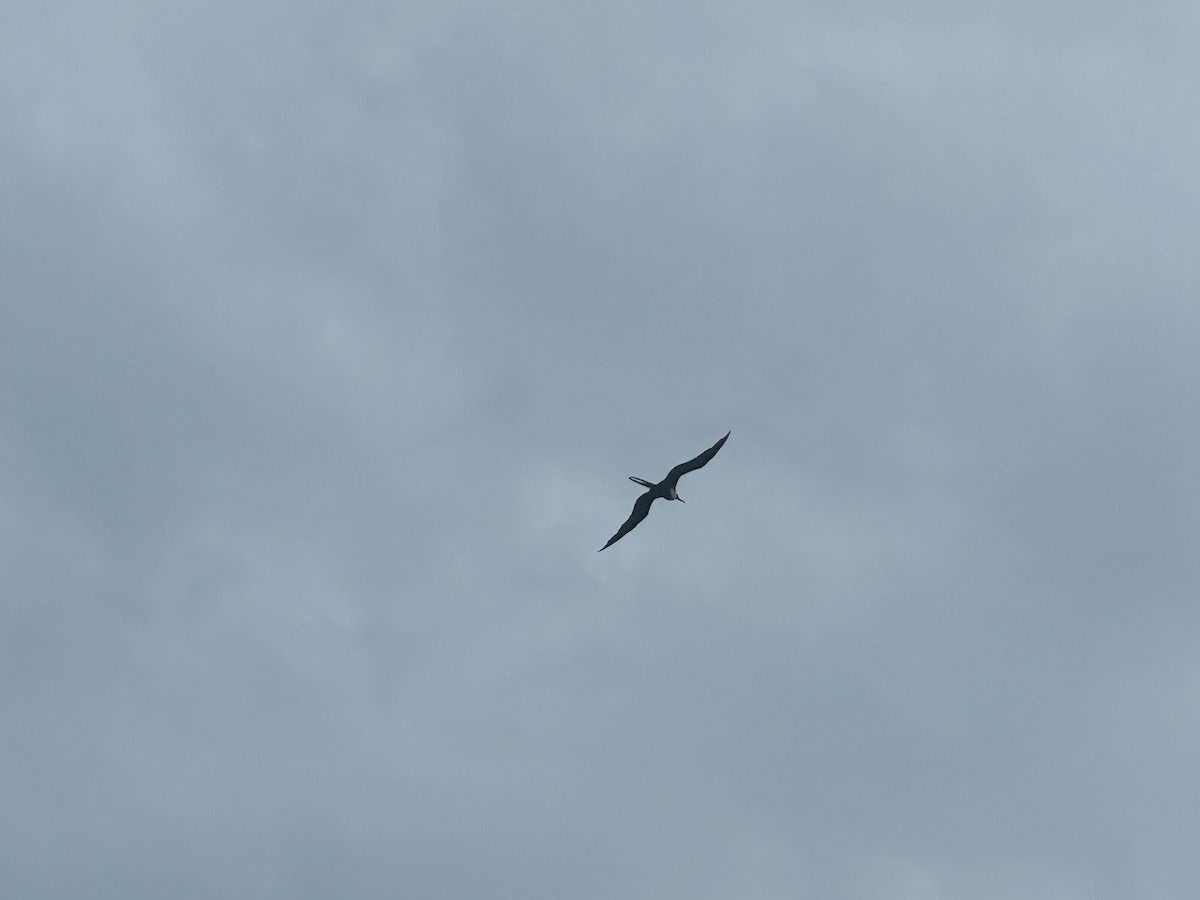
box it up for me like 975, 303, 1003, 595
598, 431, 730, 552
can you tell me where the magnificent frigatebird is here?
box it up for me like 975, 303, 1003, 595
598, 431, 730, 552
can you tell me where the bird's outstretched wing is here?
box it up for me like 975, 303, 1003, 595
598, 490, 656, 552
663, 431, 730, 488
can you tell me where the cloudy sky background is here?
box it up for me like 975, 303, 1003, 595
4, 1, 1200, 897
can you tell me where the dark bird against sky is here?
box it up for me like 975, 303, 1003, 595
598, 431, 730, 552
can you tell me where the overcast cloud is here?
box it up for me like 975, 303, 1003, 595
3, 1, 1200, 897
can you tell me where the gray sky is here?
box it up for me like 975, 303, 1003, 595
4, 1, 1200, 897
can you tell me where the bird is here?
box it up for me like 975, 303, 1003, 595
598, 431, 730, 552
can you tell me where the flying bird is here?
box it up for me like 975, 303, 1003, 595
598, 431, 730, 552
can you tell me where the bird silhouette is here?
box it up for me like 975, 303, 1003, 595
599, 431, 730, 551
